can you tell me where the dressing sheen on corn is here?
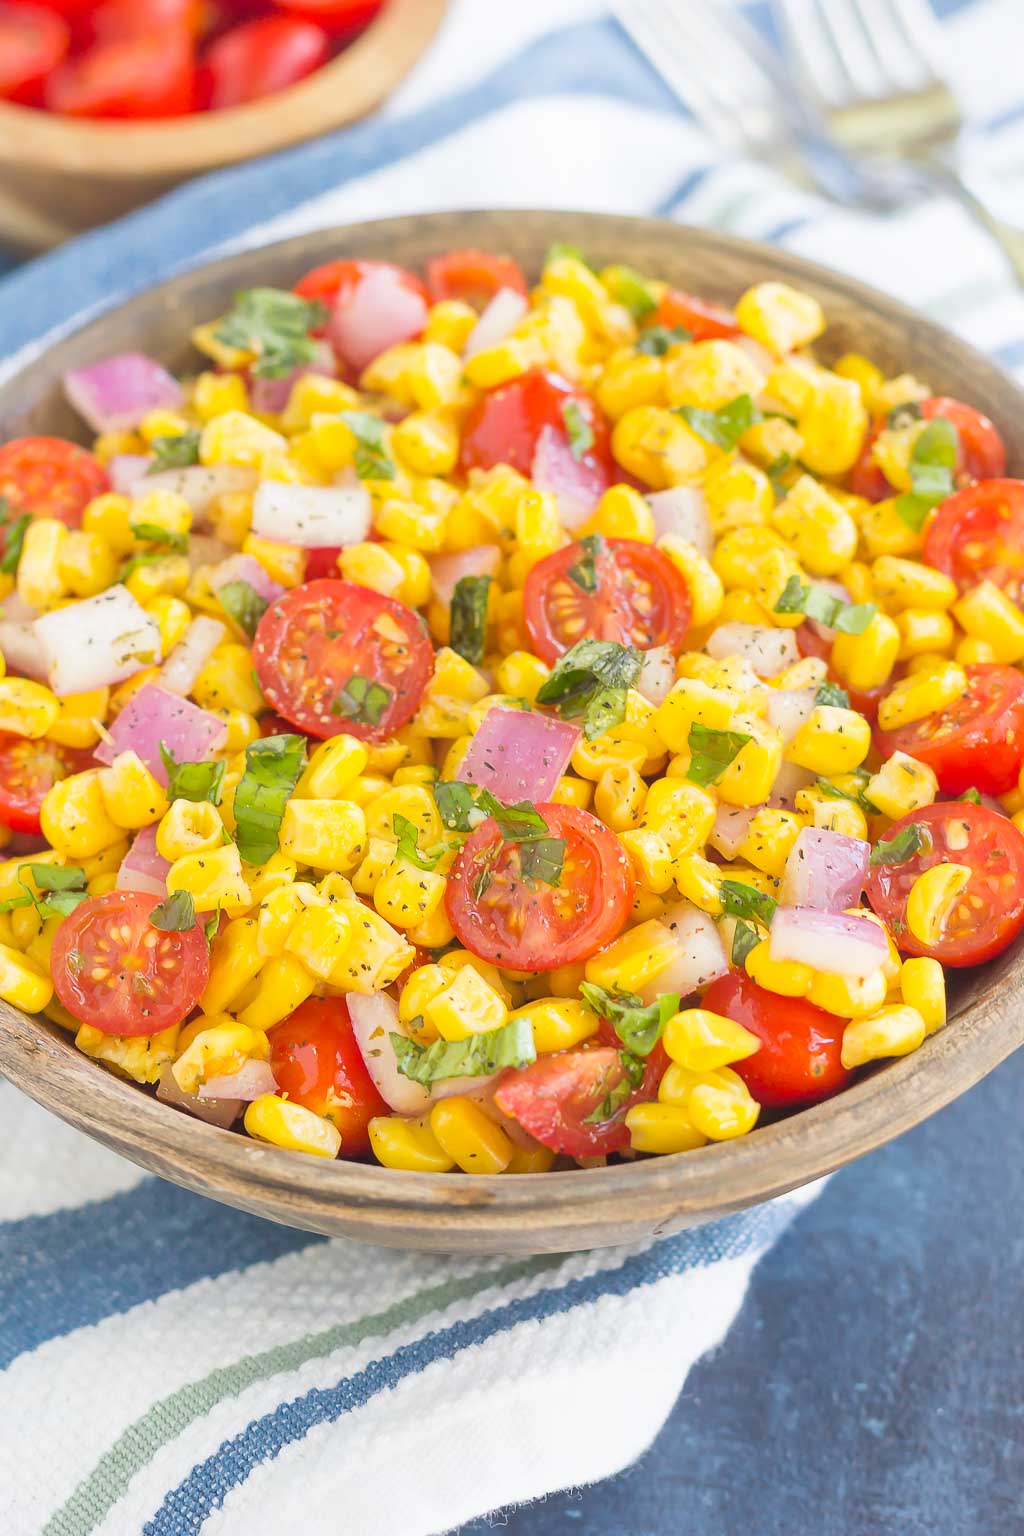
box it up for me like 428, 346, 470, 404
1, 244, 1022, 1172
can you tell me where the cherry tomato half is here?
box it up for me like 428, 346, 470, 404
646, 289, 740, 342
848, 396, 1005, 503
84, 0, 205, 45
197, 15, 329, 110
51, 890, 210, 1036
702, 970, 850, 1108
45, 27, 195, 118
875, 663, 1024, 797
445, 802, 635, 972
251, 579, 434, 741
272, 0, 383, 38
923, 479, 1024, 605
523, 536, 692, 665
460, 368, 615, 496
495, 1039, 668, 1158
0, 734, 79, 835
0, 3, 69, 106
0, 436, 107, 528
425, 249, 528, 309
268, 997, 387, 1155
293, 256, 428, 310
865, 801, 1024, 966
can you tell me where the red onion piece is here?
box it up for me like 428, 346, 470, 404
348, 992, 431, 1115
464, 288, 528, 359
636, 645, 676, 706
250, 481, 372, 549
210, 554, 285, 606
108, 454, 153, 493
33, 585, 162, 696
647, 487, 712, 556
64, 353, 183, 433
531, 424, 605, 531
327, 266, 428, 374
709, 804, 756, 860
199, 1059, 278, 1102
247, 339, 336, 414
94, 683, 227, 784
769, 906, 887, 976
156, 1065, 242, 1129
428, 545, 502, 607
764, 686, 817, 744
459, 707, 581, 804
116, 825, 171, 899
158, 616, 227, 698
136, 465, 257, 516
768, 760, 816, 809
639, 901, 728, 1004
781, 827, 871, 912
706, 622, 800, 678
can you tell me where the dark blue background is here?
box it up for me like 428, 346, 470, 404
462, 1052, 1024, 1535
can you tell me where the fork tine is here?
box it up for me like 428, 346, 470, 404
614, 0, 754, 148
852, 0, 935, 92
810, 0, 889, 101
775, 0, 852, 110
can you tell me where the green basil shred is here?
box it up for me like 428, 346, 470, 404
391, 1018, 536, 1086
159, 743, 226, 806
535, 638, 642, 740
686, 723, 752, 787
449, 574, 491, 666
214, 288, 327, 379
232, 733, 306, 866
218, 579, 269, 640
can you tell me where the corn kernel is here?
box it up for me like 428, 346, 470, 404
369, 1114, 454, 1172
953, 580, 1024, 664
625, 1101, 707, 1154
664, 1008, 761, 1071
279, 798, 367, 872
877, 662, 967, 731
840, 1004, 926, 1070
865, 751, 937, 820
429, 1098, 513, 1174
245, 1094, 341, 1158
906, 862, 972, 948
736, 281, 824, 355
900, 956, 946, 1035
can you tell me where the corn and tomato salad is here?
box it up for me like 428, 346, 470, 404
0, 243, 1020, 1175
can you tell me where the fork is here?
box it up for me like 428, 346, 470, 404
775, 0, 1024, 282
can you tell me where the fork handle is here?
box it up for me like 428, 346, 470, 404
920, 153, 1024, 288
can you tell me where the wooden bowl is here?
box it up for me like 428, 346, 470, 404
0, 209, 1021, 1254
0, 0, 449, 251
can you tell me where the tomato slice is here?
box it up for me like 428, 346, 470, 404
523, 536, 691, 665
876, 663, 1024, 797
425, 249, 528, 309
251, 579, 434, 741
271, 0, 383, 38
495, 1039, 667, 1158
0, 734, 79, 835
51, 891, 210, 1036
293, 257, 428, 310
646, 289, 740, 341
445, 802, 635, 972
460, 367, 615, 492
0, 436, 107, 528
45, 26, 195, 117
197, 15, 329, 109
923, 479, 1024, 604
0, 3, 69, 105
865, 801, 1024, 966
701, 970, 850, 1108
268, 997, 387, 1156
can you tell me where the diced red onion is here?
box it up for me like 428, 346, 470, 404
247, 339, 337, 414
199, 1059, 278, 1102
327, 265, 428, 374
159, 616, 227, 697
769, 906, 887, 976
636, 645, 676, 706
0, 614, 47, 680
135, 465, 257, 515
639, 902, 728, 1004
464, 288, 528, 359
108, 454, 153, 493
156, 1065, 242, 1129
764, 686, 817, 744
709, 804, 756, 860
116, 825, 170, 899
531, 424, 605, 532
250, 480, 372, 549
95, 683, 227, 783
648, 487, 712, 556
768, 759, 816, 809
806, 580, 851, 644
348, 991, 431, 1115
781, 827, 871, 912
459, 707, 580, 804
706, 622, 799, 678
428, 545, 502, 607
33, 585, 162, 697
64, 352, 183, 433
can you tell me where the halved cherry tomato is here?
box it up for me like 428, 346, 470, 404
445, 802, 635, 972
293, 257, 428, 310
303, 545, 341, 580
45, 27, 195, 117
425, 249, 528, 309
702, 970, 850, 1108
523, 536, 691, 665
923, 479, 1024, 604
197, 15, 329, 110
251, 579, 434, 741
272, 0, 382, 37
494, 1039, 667, 1157
460, 367, 615, 494
0, 734, 79, 835
645, 289, 740, 342
0, 3, 69, 106
848, 429, 892, 502
51, 891, 210, 1036
0, 436, 108, 528
83, 0, 205, 45
268, 997, 387, 1156
875, 663, 1024, 797
865, 801, 1024, 966
848, 396, 1005, 503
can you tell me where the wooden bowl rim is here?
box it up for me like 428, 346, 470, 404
1, 207, 1022, 1247
0, 0, 449, 179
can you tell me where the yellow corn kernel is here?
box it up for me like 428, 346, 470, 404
130, 488, 192, 544
906, 862, 972, 948
664, 1008, 761, 1071
374, 495, 446, 554
398, 961, 445, 1026
771, 476, 858, 577
294, 735, 369, 800
689, 1079, 760, 1140
192, 370, 248, 421
716, 714, 785, 808
123, 552, 191, 606
167, 842, 251, 917
798, 375, 868, 477
624, 1101, 707, 1154
425, 964, 509, 1043
40, 770, 123, 858
864, 751, 937, 820
374, 858, 446, 930
16, 517, 68, 609
201, 916, 260, 1014
619, 828, 674, 894
571, 733, 646, 782
745, 938, 813, 998
595, 348, 666, 419
841, 1004, 926, 1070
611, 406, 708, 489
199, 410, 285, 470
172, 1017, 268, 1091
711, 524, 786, 590
664, 338, 765, 410
740, 416, 804, 471
736, 281, 824, 355
282, 904, 354, 985
392, 410, 459, 478
155, 798, 225, 861
584, 918, 681, 994
190, 642, 265, 716
955, 635, 996, 667
809, 967, 889, 1018
75, 1020, 178, 1085
256, 881, 323, 957
859, 495, 923, 560
244, 1094, 341, 1159
877, 662, 967, 731
737, 807, 805, 878
335, 540, 404, 598
142, 595, 191, 657
786, 705, 871, 776
57, 529, 119, 598
793, 786, 868, 839
0, 678, 60, 740
422, 300, 477, 352
900, 956, 946, 1035
871, 556, 957, 611
653, 677, 746, 749
501, 1143, 554, 1174
0, 941, 53, 1012
237, 955, 315, 1031
953, 580, 1024, 663
668, 852, 721, 914
278, 798, 367, 872
594, 763, 646, 832
830, 612, 900, 692
240, 533, 306, 590
82, 492, 134, 555
91, 430, 143, 466
514, 998, 598, 1054
698, 458, 770, 538
363, 784, 441, 844
97, 750, 168, 830
580, 483, 655, 543
43, 687, 108, 751
834, 351, 885, 405
369, 1113, 454, 1172
657, 536, 724, 626
429, 1098, 513, 1174
894, 608, 955, 660
326, 898, 413, 992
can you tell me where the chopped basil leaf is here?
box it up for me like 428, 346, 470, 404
331, 674, 393, 728
535, 638, 642, 741
0, 863, 89, 919
518, 836, 566, 887
635, 324, 691, 356
957, 787, 983, 805
774, 574, 878, 635
146, 428, 201, 474
391, 1017, 536, 1086
567, 533, 603, 594
434, 780, 481, 833
815, 680, 850, 709
28, 864, 86, 893
583, 1051, 645, 1123
476, 790, 552, 843
159, 743, 225, 805
0, 511, 30, 576
720, 879, 778, 929
731, 918, 760, 966
129, 521, 187, 553
605, 264, 657, 320
686, 723, 752, 787
767, 452, 795, 499
886, 400, 923, 430
232, 733, 306, 866
214, 287, 327, 379
545, 241, 589, 267
392, 812, 448, 872
561, 398, 594, 461
149, 890, 196, 932
870, 822, 931, 866
449, 574, 491, 666
340, 410, 396, 481
894, 418, 959, 532
217, 578, 269, 641
203, 905, 221, 946
815, 773, 878, 814
676, 393, 761, 451
580, 982, 679, 1057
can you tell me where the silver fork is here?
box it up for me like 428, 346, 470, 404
776, 0, 1024, 281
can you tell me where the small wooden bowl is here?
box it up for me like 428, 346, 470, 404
0, 209, 1022, 1254
0, 0, 449, 251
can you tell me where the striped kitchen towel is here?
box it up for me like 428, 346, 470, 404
1, 1, 1022, 1533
